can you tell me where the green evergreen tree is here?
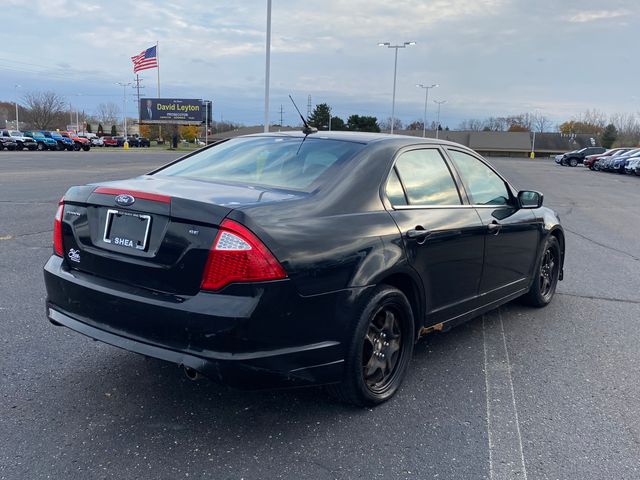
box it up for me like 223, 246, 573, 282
346, 115, 380, 132
308, 103, 332, 130
600, 123, 618, 148
111, 124, 117, 136
330, 116, 346, 131
97, 123, 104, 135
86, 123, 92, 133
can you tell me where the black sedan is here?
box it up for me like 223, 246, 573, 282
44, 132, 565, 406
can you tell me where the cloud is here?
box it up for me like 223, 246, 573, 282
565, 9, 629, 23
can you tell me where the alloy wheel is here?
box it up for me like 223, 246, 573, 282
362, 306, 404, 394
539, 247, 558, 299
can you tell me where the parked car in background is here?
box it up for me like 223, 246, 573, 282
559, 146, 607, 166
555, 150, 576, 164
624, 158, 640, 175
61, 132, 91, 151
601, 149, 640, 172
23, 130, 59, 151
43, 131, 75, 151
611, 150, 640, 173
126, 136, 140, 147
102, 136, 119, 147
0, 137, 18, 151
138, 137, 151, 147
90, 137, 104, 147
1, 130, 38, 150
44, 132, 564, 406
113, 136, 126, 147
584, 148, 630, 170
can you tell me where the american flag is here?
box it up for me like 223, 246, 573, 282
131, 45, 158, 73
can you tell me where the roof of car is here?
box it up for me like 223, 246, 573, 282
240, 130, 468, 149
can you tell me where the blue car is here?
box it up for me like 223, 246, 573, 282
24, 131, 59, 151
42, 131, 74, 151
609, 150, 640, 173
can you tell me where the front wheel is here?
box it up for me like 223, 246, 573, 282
327, 285, 414, 406
569, 158, 578, 167
82, 145, 90, 151
37, 142, 45, 151
521, 236, 561, 308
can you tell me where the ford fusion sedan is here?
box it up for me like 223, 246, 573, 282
44, 132, 565, 406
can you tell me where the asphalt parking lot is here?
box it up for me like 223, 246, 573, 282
1, 150, 639, 480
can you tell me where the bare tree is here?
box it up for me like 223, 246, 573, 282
95, 102, 121, 125
532, 114, 552, 133
22, 91, 67, 130
380, 117, 404, 132
458, 118, 484, 131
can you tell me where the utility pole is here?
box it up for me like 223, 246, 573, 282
263, 0, 272, 132
279, 104, 284, 128
434, 100, 446, 140
133, 76, 145, 109
307, 95, 312, 121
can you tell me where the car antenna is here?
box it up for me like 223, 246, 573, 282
288, 95, 317, 135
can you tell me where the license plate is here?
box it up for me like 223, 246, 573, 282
103, 209, 151, 250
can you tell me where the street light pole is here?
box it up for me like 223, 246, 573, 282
433, 100, 446, 139
264, 0, 272, 133
14, 84, 21, 130
416, 83, 439, 138
378, 41, 416, 134
116, 82, 132, 147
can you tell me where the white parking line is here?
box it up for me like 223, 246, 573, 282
483, 309, 528, 480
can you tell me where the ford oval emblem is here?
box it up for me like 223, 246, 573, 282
115, 194, 135, 207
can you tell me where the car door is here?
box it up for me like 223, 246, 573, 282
385, 147, 486, 323
445, 149, 540, 302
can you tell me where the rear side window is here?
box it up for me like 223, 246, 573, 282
385, 168, 407, 206
447, 150, 510, 205
156, 137, 365, 191
393, 149, 461, 206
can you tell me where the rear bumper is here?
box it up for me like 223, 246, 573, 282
44, 255, 364, 389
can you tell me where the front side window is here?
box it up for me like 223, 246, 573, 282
393, 149, 461, 206
447, 150, 510, 206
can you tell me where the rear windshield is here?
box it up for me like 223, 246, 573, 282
155, 136, 365, 191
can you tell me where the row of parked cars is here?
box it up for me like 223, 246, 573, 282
584, 147, 640, 175
0, 130, 92, 151
0, 130, 153, 151
555, 146, 640, 175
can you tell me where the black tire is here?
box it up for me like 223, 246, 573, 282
82, 145, 90, 151
521, 236, 561, 308
569, 158, 578, 167
327, 285, 414, 407
37, 142, 45, 151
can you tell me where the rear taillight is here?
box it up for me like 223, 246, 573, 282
53, 200, 64, 257
201, 219, 287, 291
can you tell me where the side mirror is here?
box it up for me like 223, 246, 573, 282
518, 190, 543, 208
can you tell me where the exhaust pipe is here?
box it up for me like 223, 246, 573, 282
183, 366, 201, 381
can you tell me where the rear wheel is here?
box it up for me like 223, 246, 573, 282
327, 285, 414, 406
521, 236, 561, 308
82, 145, 90, 151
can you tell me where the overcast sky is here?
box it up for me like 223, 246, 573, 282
1, 0, 638, 128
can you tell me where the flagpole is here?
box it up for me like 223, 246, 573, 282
156, 40, 162, 142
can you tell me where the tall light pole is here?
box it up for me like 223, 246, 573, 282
416, 83, 438, 138
116, 82, 132, 147
14, 84, 21, 130
378, 41, 416, 134
264, 0, 272, 133
433, 100, 446, 139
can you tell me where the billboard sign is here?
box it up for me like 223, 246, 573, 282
139, 98, 210, 124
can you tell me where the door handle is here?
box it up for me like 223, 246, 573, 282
487, 221, 502, 234
406, 227, 430, 239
